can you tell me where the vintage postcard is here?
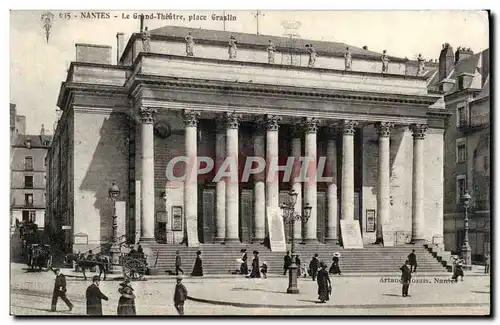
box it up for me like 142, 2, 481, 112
10, 10, 490, 316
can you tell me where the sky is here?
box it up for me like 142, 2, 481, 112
10, 10, 489, 135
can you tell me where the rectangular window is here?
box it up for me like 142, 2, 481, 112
22, 211, 30, 222
456, 175, 467, 204
25, 194, 33, 206
24, 156, 33, 170
457, 103, 467, 127
456, 138, 467, 163
24, 176, 33, 189
29, 211, 36, 222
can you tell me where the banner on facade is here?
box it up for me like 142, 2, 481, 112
185, 207, 199, 247
340, 220, 363, 249
115, 201, 126, 241
266, 207, 286, 252
382, 223, 394, 247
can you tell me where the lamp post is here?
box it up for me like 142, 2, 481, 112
108, 181, 120, 274
280, 189, 312, 294
460, 191, 472, 270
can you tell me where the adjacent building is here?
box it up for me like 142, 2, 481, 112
10, 104, 52, 228
47, 25, 448, 259
428, 44, 490, 262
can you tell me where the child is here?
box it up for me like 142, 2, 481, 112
301, 263, 308, 278
260, 262, 268, 279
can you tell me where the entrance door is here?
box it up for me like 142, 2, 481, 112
317, 191, 326, 243
354, 192, 361, 230
202, 188, 215, 244
240, 189, 253, 243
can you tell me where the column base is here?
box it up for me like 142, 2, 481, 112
252, 238, 265, 244
410, 239, 427, 245
213, 237, 225, 244
223, 238, 240, 244
302, 238, 319, 244
139, 237, 157, 243
324, 238, 339, 245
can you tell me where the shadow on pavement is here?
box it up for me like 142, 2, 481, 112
381, 294, 403, 297
231, 287, 286, 294
470, 291, 490, 294
297, 299, 324, 304
11, 304, 73, 315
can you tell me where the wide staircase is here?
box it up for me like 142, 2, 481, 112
148, 243, 449, 275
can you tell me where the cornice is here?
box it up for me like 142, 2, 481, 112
130, 75, 435, 107
58, 82, 128, 111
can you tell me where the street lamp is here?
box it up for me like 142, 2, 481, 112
108, 181, 120, 273
280, 189, 312, 294
460, 191, 472, 270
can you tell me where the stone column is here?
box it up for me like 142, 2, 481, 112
376, 122, 394, 242
182, 110, 200, 246
214, 120, 226, 243
224, 112, 241, 243
253, 121, 266, 243
265, 114, 282, 240
139, 107, 157, 241
290, 128, 303, 241
325, 127, 338, 244
410, 124, 428, 243
341, 120, 358, 221
303, 117, 319, 243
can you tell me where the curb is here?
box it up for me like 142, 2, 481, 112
187, 296, 490, 310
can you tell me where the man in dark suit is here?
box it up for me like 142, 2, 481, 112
50, 268, 73, 312
407, 250, 417, 273
400, 260, 412, 297
309, 254, 320, 281
85, 275, 109, 315
174, 275, 188, 315
283, 251, 292, 275
175, 250, 184, 275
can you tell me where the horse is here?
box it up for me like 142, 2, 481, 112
72, 254, 110, 281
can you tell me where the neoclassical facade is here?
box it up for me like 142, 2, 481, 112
50, 25, 448, 253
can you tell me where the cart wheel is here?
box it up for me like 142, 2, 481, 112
123, 258, 146, 280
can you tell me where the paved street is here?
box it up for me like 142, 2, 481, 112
10, 263, 490, 316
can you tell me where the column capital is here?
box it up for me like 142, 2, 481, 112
265, 114, 282, 131
182, 110, 200, 127
139, 107, 157, 124
216, 117, 226, 133
410, 124, 428, 139
224, 111, 241, 129
340, 120, 358, 135
303, 117, 320, 134
290, 124, 303, 138
376, 122, 395, 138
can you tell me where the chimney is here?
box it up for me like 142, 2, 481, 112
40, 124, 45, 136
116, 33, 124, 64
439, 43, 454, 81
455, 47, 474, 63
362, 45, 368, 50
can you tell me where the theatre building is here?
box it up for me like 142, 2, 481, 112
47, 25, 448, 258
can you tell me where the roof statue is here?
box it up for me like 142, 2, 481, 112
267, 40, 276, 64
381, 50, 389, 73
344, 47, 352, 70
185, 32, 195, 57
306, 44, 317, 68
228, 36, 237, 60
142, 27, 151, 52
417, 53, 425, 76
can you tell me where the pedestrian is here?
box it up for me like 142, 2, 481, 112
191, 250, 203, 276
50, 268, 73, 312
407, 249, 418, 273
283, 251, 292, 275
174, 275, 188, 315
86, 275, 109, 316
400, 260, 412, 297
309, 253, 320, 281
260, 262, 268, 279
451, 258, 464, 282
484, 253, 490, 274
249, 250, 261, 278
117, 279, 136, 316
316, 262, 331, 303
296, 255, 302, 277
240, 249, 248, 275
175, 250, 184, 275
329, 252, 342, 275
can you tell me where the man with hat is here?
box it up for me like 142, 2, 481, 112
175, 250, 184, 276
174, 275, 188, 315
50, 268, 73, 312
309, 253, 320, 281
86, 275, 109, 315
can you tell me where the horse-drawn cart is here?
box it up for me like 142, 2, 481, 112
69, 251, 148, 280
27, 244, 52, 271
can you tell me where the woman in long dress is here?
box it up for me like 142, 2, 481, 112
329, 253, 342, 275
451, 257, 464, 282
240, 249, 248, 275
249, 251, 261, 278
117, 280, 136, 315
316, 262, 331, 303
191, 251, 203, 276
